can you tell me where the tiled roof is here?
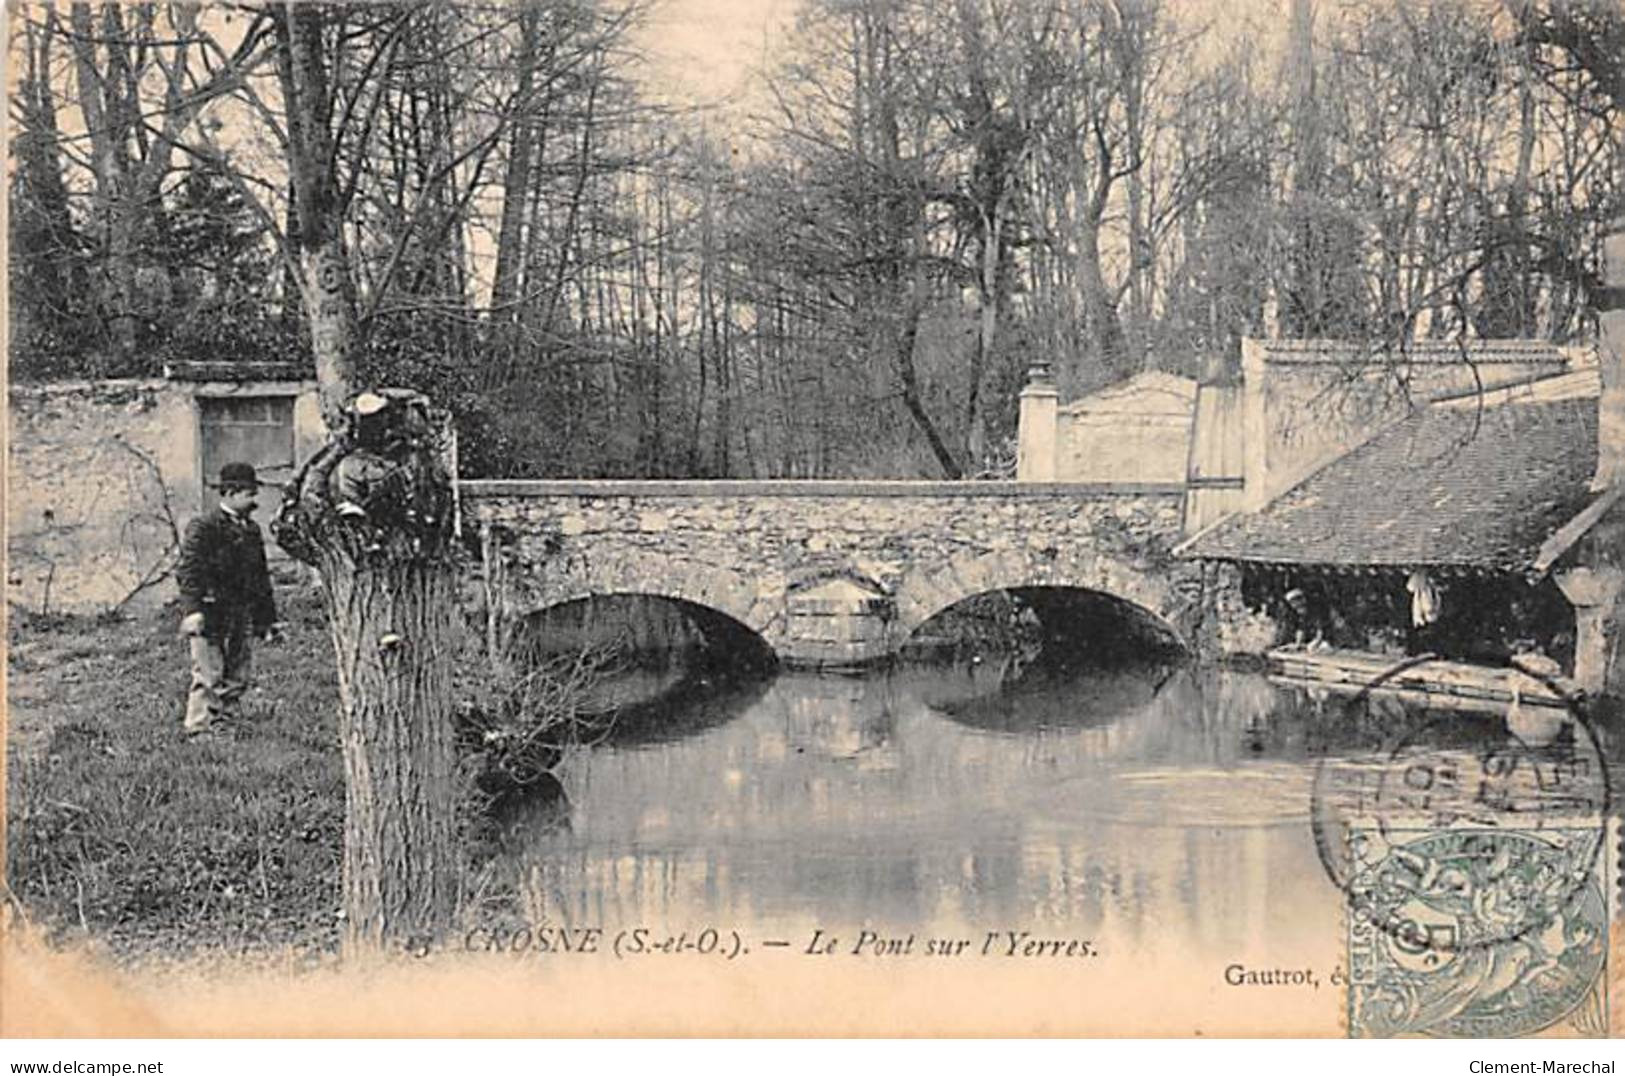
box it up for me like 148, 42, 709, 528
1182, 397, 1598, 569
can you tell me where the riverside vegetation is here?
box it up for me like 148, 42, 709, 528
3, 579, 1065, 965
3, 584, 593, 967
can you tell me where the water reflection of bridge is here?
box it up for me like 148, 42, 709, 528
497, 662, 1384, 963
495, 647, 1589, 980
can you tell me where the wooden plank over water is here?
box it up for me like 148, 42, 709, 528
1265, 647, 1571, 711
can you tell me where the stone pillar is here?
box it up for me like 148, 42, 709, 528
1017, 359, 1059, 482
1197, 560, 1281, 659
1556, 566, 1623, 698
1593, 224, 1625, 492
783, 576, 894, 668
1020, 360, 1059, 481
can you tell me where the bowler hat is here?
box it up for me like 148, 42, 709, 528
215, 461, 265, 491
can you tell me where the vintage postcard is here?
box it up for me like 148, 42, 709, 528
4, 0, 1624, 1040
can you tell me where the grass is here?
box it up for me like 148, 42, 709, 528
3, 580, 607, 968
6, 587, 348, 966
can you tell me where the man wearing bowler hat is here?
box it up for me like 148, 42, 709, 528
176, 461, 281, 735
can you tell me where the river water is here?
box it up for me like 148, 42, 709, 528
486, 652, 1577, 978
472, 645, 1625, 1034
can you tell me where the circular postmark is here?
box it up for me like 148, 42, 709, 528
1309, 655, 1611, 955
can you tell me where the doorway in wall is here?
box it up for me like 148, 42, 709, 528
198, 394, 296, 534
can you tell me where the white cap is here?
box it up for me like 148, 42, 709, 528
353, 392, 388, 416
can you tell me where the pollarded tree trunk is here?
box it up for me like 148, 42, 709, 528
317, 520, 458, 951
274, 393, 461, 958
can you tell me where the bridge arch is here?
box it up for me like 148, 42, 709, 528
511, 554, 781, 663
894, 547, 1193, 653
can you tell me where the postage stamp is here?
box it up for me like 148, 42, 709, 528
1343, 819, 1614, 1038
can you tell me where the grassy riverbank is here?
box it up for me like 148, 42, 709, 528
5, 589, 349, 965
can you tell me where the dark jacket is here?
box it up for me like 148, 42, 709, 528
176, 507, 277, 633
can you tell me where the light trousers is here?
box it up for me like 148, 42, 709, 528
185, 622, 253, 731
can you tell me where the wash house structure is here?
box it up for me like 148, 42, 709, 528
1018, 312, 1623, 698
1180, 356, 1604, 673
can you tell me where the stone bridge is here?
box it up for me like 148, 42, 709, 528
461, 480, 1217, 667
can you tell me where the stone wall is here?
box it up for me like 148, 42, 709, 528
8, 378, 322, 616
1055, 373, 1196, 485
1059, 411, 1193, 484
1019, 371, 1196, 485
465, 480, 1224, 666
9, 381, 196, 616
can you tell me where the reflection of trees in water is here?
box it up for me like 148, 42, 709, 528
911, 651, 1559, 765
511, 594, 778, 673
916, 649, 1182, 735
1207, 671, 1448, 761
777, 672, 902, 767
488, 772, 571, 846
571, 649, 1564, 772
903, 587, 1186, 666
470, 658, 777, 867
480, 654, 1583, 947
588, 665, 778, 748
1259, 671, 1596, 763
496, 666, 1339, 942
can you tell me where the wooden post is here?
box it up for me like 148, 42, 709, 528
1556, 566, 1623, 697
1593, 223, 1624, 492
1563, 217, 1625, 699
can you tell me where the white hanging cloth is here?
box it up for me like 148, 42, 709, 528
1406, 569, 1441, 628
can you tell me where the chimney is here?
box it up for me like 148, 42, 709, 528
1594, 222, 1625, 492
1017, 358, 1059, 481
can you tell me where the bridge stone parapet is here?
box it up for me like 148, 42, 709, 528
463, 480, 1215, 667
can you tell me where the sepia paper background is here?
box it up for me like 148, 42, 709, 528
5, 0, 1623, 1039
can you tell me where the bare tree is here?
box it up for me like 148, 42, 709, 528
168, 0, 550, 954
10, 3, 273, 365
